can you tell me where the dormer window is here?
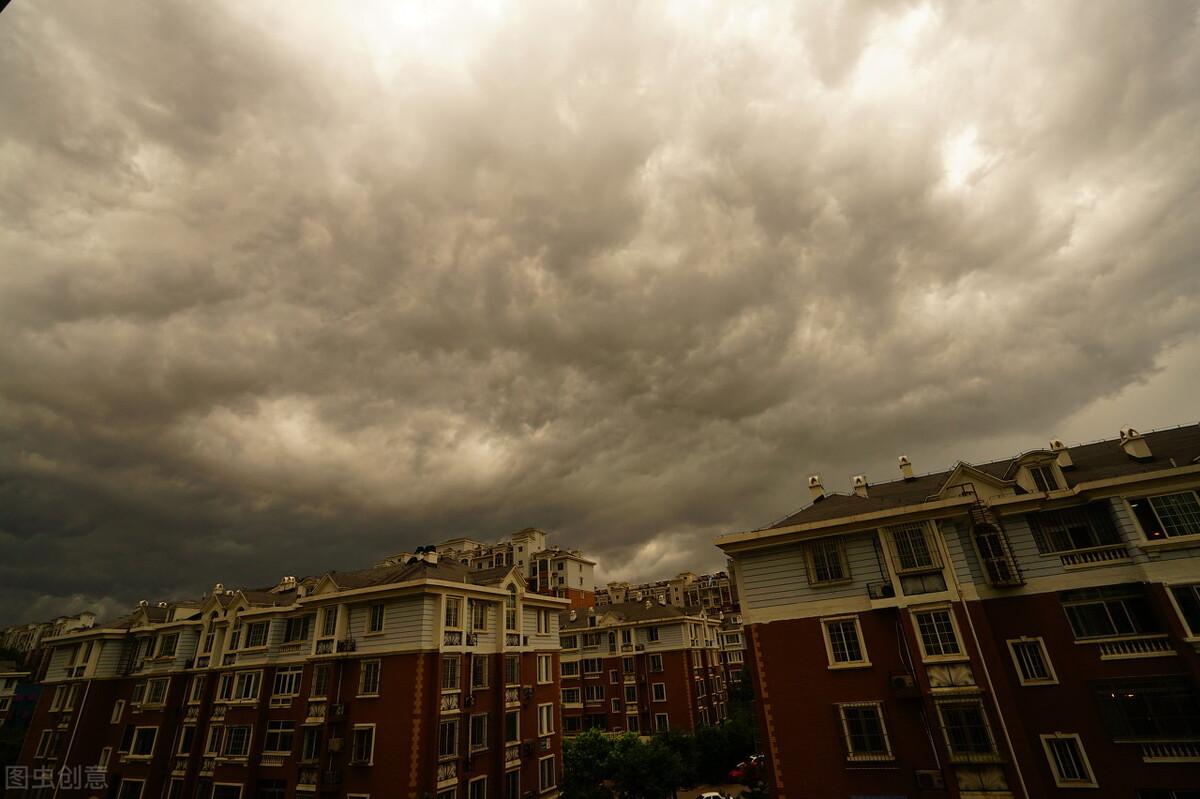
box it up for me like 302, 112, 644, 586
1029, 465, 1059, 493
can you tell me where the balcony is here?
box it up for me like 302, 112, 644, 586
437, 760, 457, 786
505, 687, 521, 707
444, 631, 464, 647
277, 642, 306, 655
172, 757, 188, 775
200, 758, 216, 776
1060, 544, 1130, 569
306, 702, 327, 722
184, 706, 200, 721
1096, 635, 1175, 660
1140, 742, 1200, 762
505, 743, 521, 765
315, 639, 334, 655
440, 692, 461, 713
261, 754, 287, 767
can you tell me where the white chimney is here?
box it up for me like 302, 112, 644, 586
1049, 438, 1073, 469
645, 599, 652, 609
852, 474, 869, 498
569, 610, 577, 622
808, 474, 825, 501
138, 600, 149, 607
1120, 427, 1152, 461
898, 455, 914, 481
424, 550, 440, 565
213, 583, 224, 595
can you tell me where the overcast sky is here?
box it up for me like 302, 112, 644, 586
1, 0, 1198, 625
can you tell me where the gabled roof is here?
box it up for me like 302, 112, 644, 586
320, 558, 521, 592
766, 422, 1200, 530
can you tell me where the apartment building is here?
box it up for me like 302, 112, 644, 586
717, 617, 747, 686
14, 554, 566, 799
383, 528, 596, 609
1, 660, 31, 724
1, 612, 97, 680
558, 602, 726, 737
717, 424, 1200, 799
596, 571, 739, 615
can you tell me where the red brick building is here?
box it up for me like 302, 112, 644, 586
718, 424, 1200, 799
13, 555, 566, 799
558, 602, 726, 737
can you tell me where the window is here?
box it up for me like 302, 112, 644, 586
582, 658, 602, 674
654, 713, 669, 732
439, 719, 459, 758
649, 654, 663, 673
561, 635, 577, 649
561, 661, 578, 678
537, 655, 552, 684
913, 609, 962, 659
504, 654, 520, 686
627, 715, 640, 733
189, 676, 207, 704
622, 657, 634, 674
562, 687, 580, 704
301, 727, 321, 761
273, 666, 302, 698
1041, 734, 1097, 787
611, 697, 621, 713
442, 656, 461, 691
117, 780, 145, 799
470, 601, 488, 631
504, 770, 519, 799
233, 671, 261, 701
623, 685, 637, 703
1029, 504, 1121, 553
469, 777, 487, 799
506, 585, 519, 631
806, 539, 850, 585
621, 629, 633, 645
445, 597, 463, 629
263, 721, 294, 753
1092, 677, 1200, 740
202, 631, 215, 654
350, 725, 375, 764
245, 622, 268, 648
146, 677, 169, 706
470, 713, 488, 751
368, 604, 385, 634
256, 781, 285, 799
652, 683, 666, 702
131, 727, 158, 757
99, 746, 112, 768
646, 627, 660, 642
158, 633, 179, 658
321, 607, 338, 637
537, 703, 554, 736
822, 616, 868, 667
938, 701, 995, 758
1008, 638, 1056, 685
359, 660, 381, 696
1170, 583, 1200, 637
1129, 492, 1200, 540
223, 725, 252, 757
312, 664, 330, 698
472, 655, 489, 689
539, 756, 556, 792
284, 616, 311, 643
177, 726, 196, 755
505, 710, 520, 743
217, 673, 234, 701
1061, 584, 1159, 639
1029, 465, 1058, 492
34, 730, 56, 758
111, 699, 125, 724
584, 685, 604, 703
213, 787, 242, 799
609, 670, 619, 685
837, 703, 892, 760
204, 725, 223, 756
888, 523, 941, 572
537, 609, 551, 635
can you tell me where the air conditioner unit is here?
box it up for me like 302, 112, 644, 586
867, 582, 896, 600
464, 694, 476, 707
466, 634, 478, 646
327, 737, 344, 752
336, 639, 357, 653
523, 687, 534, 701
915, 770, 945, 790
329, 703, 346, 720
890, 673, 915, 690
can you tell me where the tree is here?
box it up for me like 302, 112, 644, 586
562, 729, 615, 799
608, 733, 683, 799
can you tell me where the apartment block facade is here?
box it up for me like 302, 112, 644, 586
718, 424, 1200, 799
595, 571, 739, 616
2, 612, 97, 681
1, 660, 31, 725
558, 602, 726, 737
14, 556, 566, 799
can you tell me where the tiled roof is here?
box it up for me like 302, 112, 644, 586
328, 559, 514, 590
769, 422, 1200, 529
561, 601, 691, 630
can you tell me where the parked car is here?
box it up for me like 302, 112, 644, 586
728, 754, 766, 782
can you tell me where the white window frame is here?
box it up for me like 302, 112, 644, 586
1165, 581, 1200, 640
805, 538, 851, 586
350, 723, 376, 765
654, 713, 669, 732
538, 754, 556, 792
444, 596, 464, 630
1040, 733, 1098, 788
537, 654, 553, 684
117, 779, 146, 799
111, 699, 126, 724
129, 726, 159, 759
470, 712, 489, 752
232, 670, 261, 702
652, 682, 666, 702
221, 724, 253, 758
99, 746, 113, 768
912, 606, 965, 662
468, 776, 487, 799
936, 699, 997, 760
537, 703, 554, 736
1128, 490, 1200, 541
368, 604, 386, 635
836, 701, 893, 761
1007, 637, 1058, 685
358, 659, 381, 697
821, 615, 870, 668
263, 720, 294, 754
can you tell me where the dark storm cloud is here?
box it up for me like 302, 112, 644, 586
2, 0, 1199, 623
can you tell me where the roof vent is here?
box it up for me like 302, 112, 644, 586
213, 583, 224, 595
808, 474, 825, 501
898, 455, 914, 481
1049, 438, 1074, 469
852, 474, 869, 498
157, 602, 168, 608
1120, 427, 1153, 461
138, 600, 149, 608
225, 590, 235, 596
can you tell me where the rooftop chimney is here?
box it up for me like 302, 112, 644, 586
1120, 427, 1153, 461
808, 474, 825, 501
569, 610, 577, 622
1049, 438, 1073, 469
424, 550, 440, 565
213, 583, 224, 595
898, 455, 914, 481
852, 474, 869, 498
644, 599, 652, 609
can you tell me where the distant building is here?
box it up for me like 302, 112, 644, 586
1, 612, 97, 680
0, 660, 31, 725
718, 423, 1200, 799
382, 528, 597, 609
717, 615, 746, 686
596, 570, 739, 615
558, 601, 725, 737
14, 553, 566, 799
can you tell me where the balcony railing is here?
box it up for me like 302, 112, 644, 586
505, 743, 521, 764
1060, 545, 1130, 568
307, 702, 327, 722
211, 705, 227, 721
172, 757, 188, 775
1140, 742, 1200, 762
1097, 635, 1174, 660
505, 633, 523, 647
200, 758, 216, 776
260, 754, 287, 767
444, 631, 463, 646
440, 692, 460, 713
315, 639, 334, 655
437, 761, 457, 785
299, 769, 320, 786
505, 687, 520, 707
277, 642, 306, 655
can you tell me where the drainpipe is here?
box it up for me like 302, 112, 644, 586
53, 678, 92, 799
